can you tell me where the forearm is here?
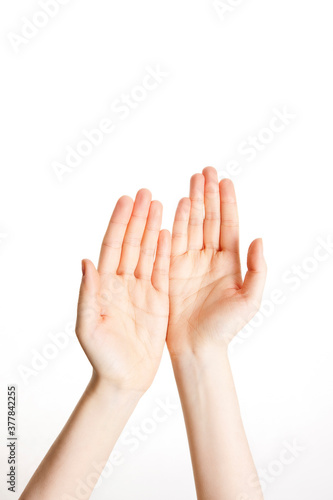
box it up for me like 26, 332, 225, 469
20, 373, 141, 500
171, 346, 263, 500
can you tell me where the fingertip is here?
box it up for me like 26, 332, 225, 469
202, 166, 218, 178
132, 189, 153, 216
82, 258, 93, 276
118, 194, 133, 203
150, 199, 163, 214
256, 237, 264, 255
174, 198, 191, 224
219, 178, 237, 203
248, 238, 266, 272
258, 238, 267, 270
159, 229, 171, 247
157, 230, 171, 261
81, 258, 97, 276
82, 259, 87, 276
251, 238, 263, 253
117, 195, 134, 210
152, 229, 171, 292
178, 197, 191, 210
162, 228, 171, 238
219, 177, 234, 189
136, 188, 152, 202
259, 237, 263, 249
79, 259, 100, 298
190, 173, 205, 186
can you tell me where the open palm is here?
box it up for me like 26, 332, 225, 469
167, 167, 267, 357
76, 190, 171, 393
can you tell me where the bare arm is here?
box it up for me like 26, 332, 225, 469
167, 167, 266, 500
20, 190, 171, 500
20, 376, 141, 500
172, 350, 263, 500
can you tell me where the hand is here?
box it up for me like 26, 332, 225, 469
167, 167, 267, 358
75, 190, 171, 394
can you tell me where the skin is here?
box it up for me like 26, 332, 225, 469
167, 167, 267, 500
168, 167, 266, 355
77, 190, 171, 393
19, 189, 171, 500
20, 169, 266, 499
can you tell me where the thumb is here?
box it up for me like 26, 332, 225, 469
241, 238, 267, 309
76, 259, 100, 338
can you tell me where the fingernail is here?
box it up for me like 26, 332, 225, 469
82, 260, 86, 276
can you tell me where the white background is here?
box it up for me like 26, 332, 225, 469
1, 0, 333, 498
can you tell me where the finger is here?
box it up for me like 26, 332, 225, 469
135, 200, 163, 280
202, 167, 220, 250
188, 174, 205, 250
152, 229, 171, 293
76, 259, 100, 338
98, 196, 133, 274
219, 178, 239, 254
171, 197, 191, 256
118, 189, 152, 275
241, 239, 267, 308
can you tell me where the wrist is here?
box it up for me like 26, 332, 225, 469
168, 337, 229, 366
87, 371, 144, 408
170, 343, 230, 382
